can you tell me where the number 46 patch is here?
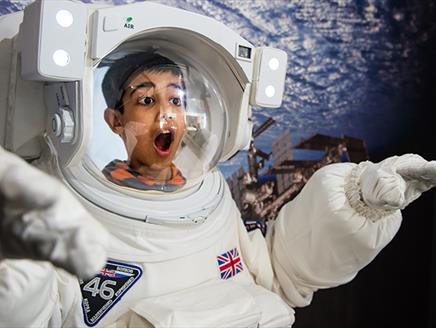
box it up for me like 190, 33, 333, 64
79, 260, 142, 327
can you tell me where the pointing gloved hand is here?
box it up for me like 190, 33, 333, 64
0, 146, 109, 279
358, 154, 436, 213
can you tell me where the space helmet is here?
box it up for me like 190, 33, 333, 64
0, 0, 287, 223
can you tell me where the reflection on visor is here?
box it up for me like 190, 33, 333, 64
186, 112, 207, 133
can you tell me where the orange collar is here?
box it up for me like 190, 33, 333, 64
102, 160, 186, 192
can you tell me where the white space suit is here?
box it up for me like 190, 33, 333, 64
2, 146, 435, 327
1, 1, 436, 327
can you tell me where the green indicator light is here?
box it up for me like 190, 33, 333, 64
126, 17, 133, 22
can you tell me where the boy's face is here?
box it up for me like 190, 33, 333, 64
106, 69, 186, 177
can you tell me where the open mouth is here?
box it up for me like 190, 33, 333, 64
153, 131, 173, 156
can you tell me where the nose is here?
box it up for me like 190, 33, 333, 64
158, 110, 176, 125
156, 102, 176, 129
159, 111, 176, 121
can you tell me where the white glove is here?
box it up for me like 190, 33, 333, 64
358, 154, 436, 213
0, 147, 109, 279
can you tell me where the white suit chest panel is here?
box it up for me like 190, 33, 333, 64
100, 215, 252, 326
63, 175, 293, 327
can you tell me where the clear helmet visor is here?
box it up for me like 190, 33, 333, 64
86, 49, 227, 194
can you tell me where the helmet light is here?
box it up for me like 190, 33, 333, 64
55, 9, 73, 28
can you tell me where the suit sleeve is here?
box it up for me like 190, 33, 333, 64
0, 260, 62, 327
268, 162, 402, 307
0, 258, 84, 327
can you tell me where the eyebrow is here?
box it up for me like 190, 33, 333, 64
128, 82, 183, 97
128, 81, 154, 96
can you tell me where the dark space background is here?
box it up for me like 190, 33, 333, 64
2, 0, 436, 327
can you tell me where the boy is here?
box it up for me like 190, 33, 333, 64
102, 53, 186, 192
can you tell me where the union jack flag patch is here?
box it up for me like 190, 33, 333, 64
217, 247, 243, 279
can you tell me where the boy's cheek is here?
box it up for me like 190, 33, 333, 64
124, 121, 151, 136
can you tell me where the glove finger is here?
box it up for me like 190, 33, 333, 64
0, 212, 57, 260
3, 210, 108, 279
396, 159, 436, 183
362, 168, 406, 210
39, 189, 109, 279
52, 223, 109, 279
0, 165, 61, 210
67, 229, 108, 279
375, 179, 406, 209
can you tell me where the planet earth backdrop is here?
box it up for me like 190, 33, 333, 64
1, 1, 436, 328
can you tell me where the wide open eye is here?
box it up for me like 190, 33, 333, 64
138, 96, 155, 105
170, 97, 182, 107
